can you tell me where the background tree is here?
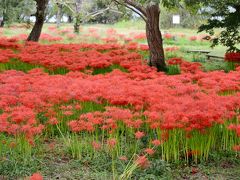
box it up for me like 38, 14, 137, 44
89, 0, 127, 24
112, 0, 172, 71
54, 0, 116, 33
56, 2, 63, 27
160, 4, 205, 29
0, 0, 35, 27
195, 0, 240, 52
27, 0, 49, 41
112, 0, 198, 71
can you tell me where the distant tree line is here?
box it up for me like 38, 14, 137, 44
0, 0, 207, 29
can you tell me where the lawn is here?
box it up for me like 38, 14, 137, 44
0, 23, 239, 180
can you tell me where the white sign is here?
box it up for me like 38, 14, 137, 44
172, 15, 180, 24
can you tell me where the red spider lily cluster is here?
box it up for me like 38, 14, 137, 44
0, 37, 239, 163
189, 36, 197, 41
164, 33, 174, 40
16, 42, 145, 71
132, 33, 146, 40
30, 173, 43, 180
0, 38, 21, 49
167, 58, 202, 73
0, 49, 16, 63
165, 46, 180, 52
225, 52, 240, 63
40, 33, 63, 42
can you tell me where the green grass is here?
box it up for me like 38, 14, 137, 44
92, 64, 128, 75
1, 134, 238, 179
0, 58, 130, 75
0, 134, 42, 179
167, 65, 181, 75
0, 58, 70, 75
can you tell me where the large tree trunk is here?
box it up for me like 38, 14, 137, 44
145, 4, 167, 71
27, 0, 48, 42
56, 3, 63, 28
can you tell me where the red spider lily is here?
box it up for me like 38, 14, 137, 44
187, 150, 200, 157
144, 148, 155, 155
191, 167, 198, 174
119, 156, 128, 161
107, 138, 117, 148
164, 33, 173, 39
92, 141, 102, 151
228, 124, 240, 137
30, 173, 43, 180
135, 131, 145, 139
165, 46, 179, 52
151, 139, 162, 146
133, 33, 146, 40
9, 141, 16, 148
189, 36, 197, 41
67, 34, 77, 40
58, 28, 71, 35
39, 33, 63, 42
225, 53, 240, 63
139, 44, 149, 51
233, 145, 240, 151
106, 28, 117, 35
88, 28, 98, 33
135, 155, 150, 169
48, 118, 58, 125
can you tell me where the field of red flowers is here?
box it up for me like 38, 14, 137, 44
0, 27, 240, 179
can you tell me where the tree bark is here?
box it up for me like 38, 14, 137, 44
68, 15, 73, 23
0, 12, 7, 27
74, 14, 81, 33
73, 0, 83, 34
56, 3, 63, 28
145, 4, 167, 71
0, 17, 5, 27
27, 0, 48, 42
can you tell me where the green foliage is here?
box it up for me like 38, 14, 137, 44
0, 0, 35, 26
0, 135, 41, 178
92, 64, 128, 75
132, 159, 171, 179
89, 0, 129, 24
197, 0, 240, 52
225, 61, 237, 72
167, 65, 181, 75
0, 58, 70, 75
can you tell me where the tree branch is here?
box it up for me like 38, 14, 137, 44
124, 0, 146, 17
112, 0, 147, 22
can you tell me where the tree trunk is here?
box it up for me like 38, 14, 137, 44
68, 15, 73, 23
0, 18, 4, 27
0, 12, 6, 27
27, 0, 48, 42
74, 14, 81, 34
73, 0, 82, 34
145, 4, 167, 71
56, 3, 63, 28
